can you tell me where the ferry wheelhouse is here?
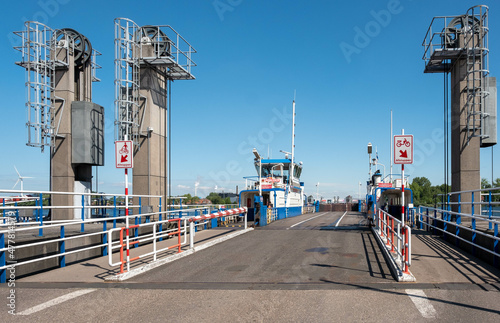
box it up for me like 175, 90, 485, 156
240, 152, 304, 222
239, 99, 305, 224
366, 170, 413, 221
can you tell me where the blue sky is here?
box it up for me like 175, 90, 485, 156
0, 0, 498, 200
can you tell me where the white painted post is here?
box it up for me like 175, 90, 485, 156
401, 129, 405, 226
153, 224, 157, 261
189, 220, 194, 249
125, 167, 130, 272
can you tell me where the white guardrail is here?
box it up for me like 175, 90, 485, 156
0, 189, 247, 283
107, 207, 248, 274
373, 208, 411, 277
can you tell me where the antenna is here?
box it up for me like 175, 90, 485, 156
290, 99, 296, 185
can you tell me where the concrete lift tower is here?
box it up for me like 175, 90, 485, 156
422, 5, 497, 214
114, 18, 196, 212
14, 22, 103, 220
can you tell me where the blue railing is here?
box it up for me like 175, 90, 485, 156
415, 187, 500, 266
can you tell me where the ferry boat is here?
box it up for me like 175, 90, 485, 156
239, 100, 304, 225
366, 169, 413, 222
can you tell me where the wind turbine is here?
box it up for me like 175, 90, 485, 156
12, 166, 33, 197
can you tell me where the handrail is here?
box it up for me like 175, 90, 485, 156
437, 186, 500, 196
0, 207, 248, 282
108, 207, 248, 273
417, 206, 500, 260
373, 208, 411, 276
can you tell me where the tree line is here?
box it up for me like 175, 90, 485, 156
171, 193, 233, 205
410, 177, 500, 206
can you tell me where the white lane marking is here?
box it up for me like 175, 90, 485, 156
335, 211, 348, 227
18, 289, 96, 316
289, 212, 328, 228
406, 289, 437, 319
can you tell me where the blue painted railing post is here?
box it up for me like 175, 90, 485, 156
138, 197, 142, 224
433, 208, 437, 235
425, 208, 429, 231
113, 196, 117, 228
444, 194, 450, 240
471, 192, 476, 255
0, 233, 5, 283
39, 194, 43, 237
159, 197, 163, 242
488, 191, 492, 230
60, 225, 66, 267
456, 193, 461, 247
417, 207, 421, 229
81, 195, 85, 233
102, 226, 108, 257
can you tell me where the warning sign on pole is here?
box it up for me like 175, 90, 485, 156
394, 135, 413, 164
115, 140, 133, 168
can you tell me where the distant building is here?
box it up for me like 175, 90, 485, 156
195, 198, 212, 205
345, 195, 353, 203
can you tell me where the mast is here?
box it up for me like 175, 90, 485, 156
290, 99, 296, 186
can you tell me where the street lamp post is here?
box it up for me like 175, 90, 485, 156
367, 143, 373, 178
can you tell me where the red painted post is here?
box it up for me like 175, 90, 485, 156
177, 218, 182, 253
391, 217, 394, 252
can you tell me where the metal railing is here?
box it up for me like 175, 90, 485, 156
0, 193, 247, 282
373, 208, 411, 276
267, 207, 278, 224
416, 187, 500, 261
108, 207, 248, 274
108, 217, 185, 273
0, 188, 229, 283
0, 189, 164, 234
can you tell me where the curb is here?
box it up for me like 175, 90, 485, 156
371, 226, 416, 282
106, 228, 254, 282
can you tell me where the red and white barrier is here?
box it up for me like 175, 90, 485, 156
188, 207, 248, 248
375, 208, 411, 276
188, 207, 247, 223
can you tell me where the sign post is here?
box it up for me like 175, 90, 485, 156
115, 140, 133, 271
393, 131, 413, 225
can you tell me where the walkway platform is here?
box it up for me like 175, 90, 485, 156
17, 226, 252, 284
409, 229, 499, 288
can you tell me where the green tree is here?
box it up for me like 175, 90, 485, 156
409, 177, 451, 206
181, 193, 193, 204
410, 177, 433, 206
483, 177, 500, 202
481, 178, 492, 189
206, 192, 223, 204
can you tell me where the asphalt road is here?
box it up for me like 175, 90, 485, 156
2, 211, 500, 322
